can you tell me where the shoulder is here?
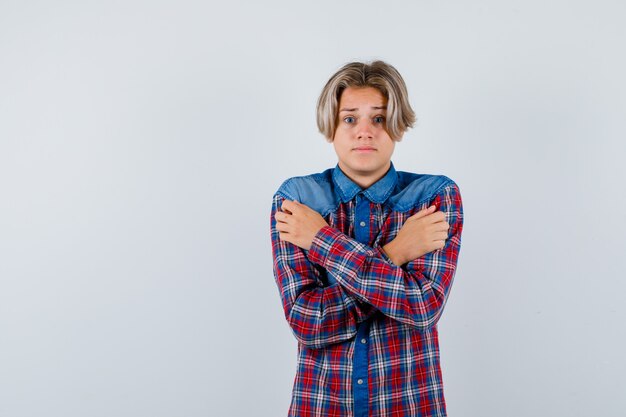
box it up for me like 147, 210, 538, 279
274, 168, 339, 215
389, 171, 461, 212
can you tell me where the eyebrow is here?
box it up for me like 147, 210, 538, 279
339, 106, 387, 112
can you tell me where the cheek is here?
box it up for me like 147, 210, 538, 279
332, 134, 347, 150
332, 139, 344, 156
335, 143, 349, 156
384, 141, 396, 156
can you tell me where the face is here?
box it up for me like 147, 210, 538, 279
332, 86, 397, 188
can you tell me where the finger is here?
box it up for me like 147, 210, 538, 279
279, 230, 294, 240
291, 201, 307, 214
431, 221, 450, 231
281, 199, 300, 214
294, 200, 314, 211
291, 200, 315, 214
426, 211, 447, 223
433, 240, 446, 250
410, 205, 437, 220
274, 212, 289, 223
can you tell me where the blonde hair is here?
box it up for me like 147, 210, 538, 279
316, 60, 416, 141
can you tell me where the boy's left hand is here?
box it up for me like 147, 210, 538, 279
275, 200, 329, 250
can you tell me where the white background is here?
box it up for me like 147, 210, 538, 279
1, 1, 625, 416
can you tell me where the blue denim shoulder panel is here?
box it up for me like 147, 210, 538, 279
275, 168, 340, 217
389, 171, 456, 212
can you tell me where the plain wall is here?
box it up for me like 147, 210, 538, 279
1, 0, 625, 416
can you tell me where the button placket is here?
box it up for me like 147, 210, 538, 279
354, 193, 370, 244
352, 193, 371, 417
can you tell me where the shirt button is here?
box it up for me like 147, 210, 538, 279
357, 379, 364, 385
359, 221, 366, 227
361, 338, 367, 344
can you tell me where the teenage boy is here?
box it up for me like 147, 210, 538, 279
270, 61, 464, 417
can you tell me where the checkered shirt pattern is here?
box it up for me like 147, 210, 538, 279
270, 165, 464, 417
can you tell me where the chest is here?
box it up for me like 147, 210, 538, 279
324, 197, 410, 248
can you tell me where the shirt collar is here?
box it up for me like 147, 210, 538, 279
332, 161, 398, 204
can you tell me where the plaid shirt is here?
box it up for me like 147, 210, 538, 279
270, 162, 464, 417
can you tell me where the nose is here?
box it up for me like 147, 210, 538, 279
356, 119, 374, 140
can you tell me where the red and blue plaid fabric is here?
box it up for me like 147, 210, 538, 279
270, 163, 464, 417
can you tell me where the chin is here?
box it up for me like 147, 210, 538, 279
352, 158, 384, 168
349, 163, 384, 175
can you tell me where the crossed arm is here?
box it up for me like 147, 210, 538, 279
274, 198, 448, 265
270, 183, 464, 348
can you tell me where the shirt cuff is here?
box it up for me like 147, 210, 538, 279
376, 246, 395, 265
308, 225, 343, 267
309, 226, 397, 267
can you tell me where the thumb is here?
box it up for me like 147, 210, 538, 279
411, 204, 437, 219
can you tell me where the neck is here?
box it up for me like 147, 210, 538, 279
339, 162, 391, 189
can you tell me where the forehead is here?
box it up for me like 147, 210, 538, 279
339, 86, 387, 108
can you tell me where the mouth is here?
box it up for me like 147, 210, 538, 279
353, 147, 377, 152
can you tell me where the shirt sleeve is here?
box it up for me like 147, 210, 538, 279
306, 182, 464, 331
270, 193, 376, 349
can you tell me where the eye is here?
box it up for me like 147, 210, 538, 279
373, 115, 385, 124
343, 116, 356, 124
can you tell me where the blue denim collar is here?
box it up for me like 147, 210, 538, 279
332, 161, 398, 204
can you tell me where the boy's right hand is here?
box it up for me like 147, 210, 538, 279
382, 205, 450, 266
